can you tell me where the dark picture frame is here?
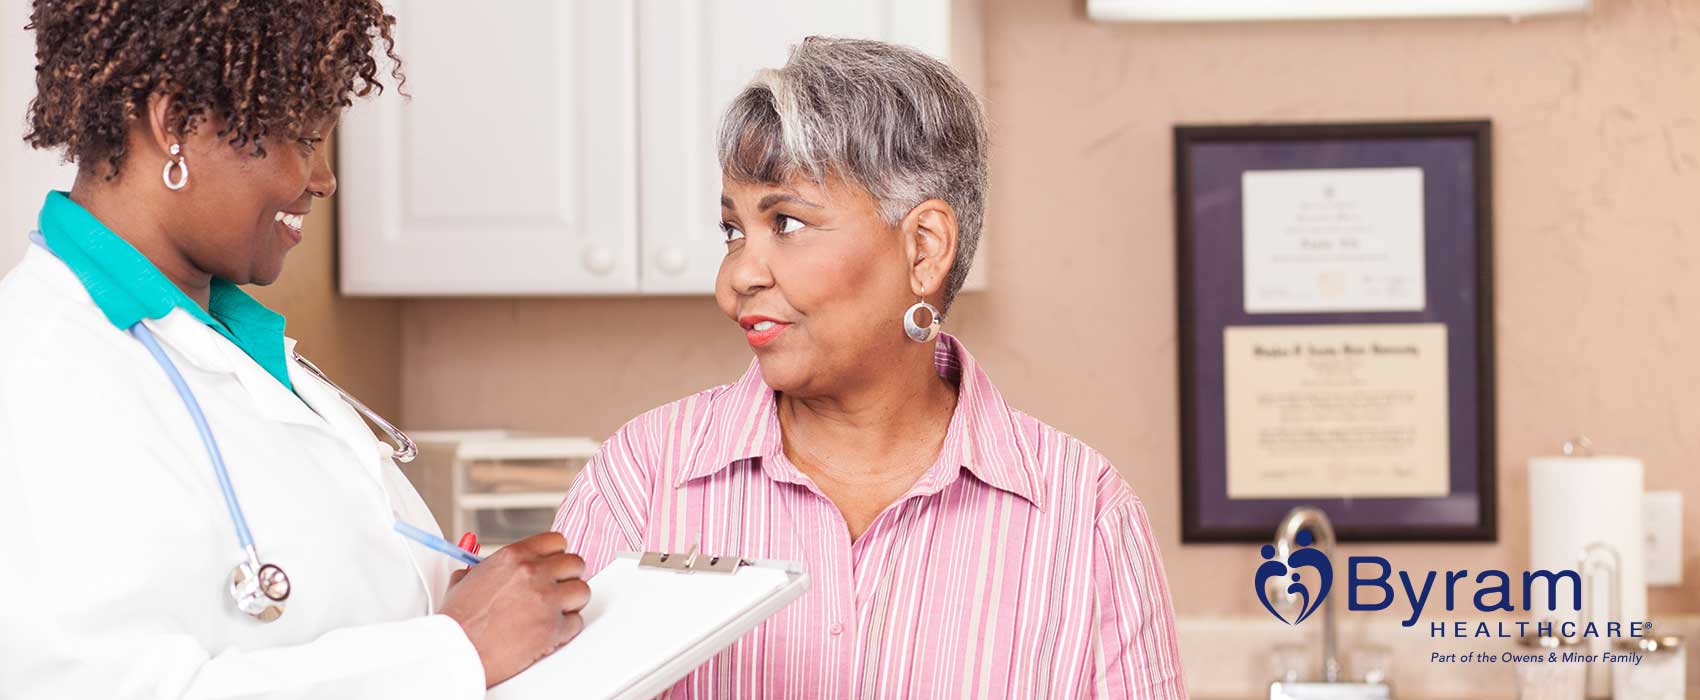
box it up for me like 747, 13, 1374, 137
1175, 121, 1496, 543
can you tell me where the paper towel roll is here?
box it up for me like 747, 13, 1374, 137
1528, 454, 1646, 699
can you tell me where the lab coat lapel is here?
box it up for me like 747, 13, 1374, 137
147, 314, 385, 487
286, 339, 390, 484
286, 341, 444, 611
143, 312, 326, 430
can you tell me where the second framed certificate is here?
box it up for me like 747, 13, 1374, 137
1176, 121, 1495, 542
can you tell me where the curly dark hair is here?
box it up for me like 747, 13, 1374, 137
24, 0, 403, 178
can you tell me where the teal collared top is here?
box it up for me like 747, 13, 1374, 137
37, 191, 294, 391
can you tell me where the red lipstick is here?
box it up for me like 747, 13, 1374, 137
738, 315, 790, 347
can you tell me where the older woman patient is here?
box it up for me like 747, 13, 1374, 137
554, 37, 1184, 699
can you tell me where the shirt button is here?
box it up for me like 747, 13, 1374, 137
829, 622, 844, 636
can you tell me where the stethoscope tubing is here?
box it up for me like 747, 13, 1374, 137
25, 231, 259, 555
128, 321, 258, 553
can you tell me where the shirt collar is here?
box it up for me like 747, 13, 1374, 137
36, 191, 294, 391
675, 333, 1043, 506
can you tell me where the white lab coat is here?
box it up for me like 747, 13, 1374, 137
0, 243, 486, 699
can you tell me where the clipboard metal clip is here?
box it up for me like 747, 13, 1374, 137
638, 545, 750, 574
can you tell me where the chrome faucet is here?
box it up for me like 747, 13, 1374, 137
1267, 510, 1392, 699
1271, 506, 1341, 684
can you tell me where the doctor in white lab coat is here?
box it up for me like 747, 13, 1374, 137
0, 2, 589, 698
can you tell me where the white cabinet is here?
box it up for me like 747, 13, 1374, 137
339, 1, 639, 295
340, 0, 968, 296
636, 0, 952, 293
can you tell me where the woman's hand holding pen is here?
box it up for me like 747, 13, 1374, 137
439, 532, 591, 688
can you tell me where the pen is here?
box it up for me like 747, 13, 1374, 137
394, 520, 484, 567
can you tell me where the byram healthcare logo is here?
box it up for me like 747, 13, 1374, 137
1251, 533, 1653, 642
1255, 528, 1332, 625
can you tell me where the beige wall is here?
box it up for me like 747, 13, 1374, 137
396, 0, 1700, 617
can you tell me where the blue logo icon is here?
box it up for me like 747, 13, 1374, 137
1256, 529, 1333, 625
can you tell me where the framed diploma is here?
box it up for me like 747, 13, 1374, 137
1176, 121, 1495, 542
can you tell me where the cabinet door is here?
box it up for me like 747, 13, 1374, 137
635, 0, 951, 294
339, 1, 638, 295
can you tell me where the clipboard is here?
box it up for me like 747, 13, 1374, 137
486, 547, 810, 700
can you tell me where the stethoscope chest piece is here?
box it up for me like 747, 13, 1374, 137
230, 559, 290, 623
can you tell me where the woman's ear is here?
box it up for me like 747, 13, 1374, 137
901, 198, 959, 299
143, 92, 179, 158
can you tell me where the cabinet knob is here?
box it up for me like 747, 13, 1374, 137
582, 246, 616, 275
657, 247, 688, 275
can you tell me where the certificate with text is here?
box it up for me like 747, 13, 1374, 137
1223, 323, 1449, 499
1242, 167, 1426, 314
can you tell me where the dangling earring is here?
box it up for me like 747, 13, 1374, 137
162, 143, 188, 191
903, 288, 942, 343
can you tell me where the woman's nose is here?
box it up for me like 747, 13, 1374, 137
726, 239, 774, 296
308, 148, 337, 199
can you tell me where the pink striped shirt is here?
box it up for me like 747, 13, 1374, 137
553, 334, 1186, 699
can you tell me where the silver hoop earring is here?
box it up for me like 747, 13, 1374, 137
162, 144, 188, 191
903, 296, 942, 343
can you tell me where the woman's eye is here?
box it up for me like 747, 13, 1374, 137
297, 137, 323, 152
719, 222, 744, 243
776, 214, 804, 234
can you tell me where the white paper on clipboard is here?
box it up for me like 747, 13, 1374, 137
486, 551, 809, 700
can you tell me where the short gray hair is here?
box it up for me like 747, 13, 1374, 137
717, 36, 988, 313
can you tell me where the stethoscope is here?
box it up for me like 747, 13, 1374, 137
29, 231, 418, 623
